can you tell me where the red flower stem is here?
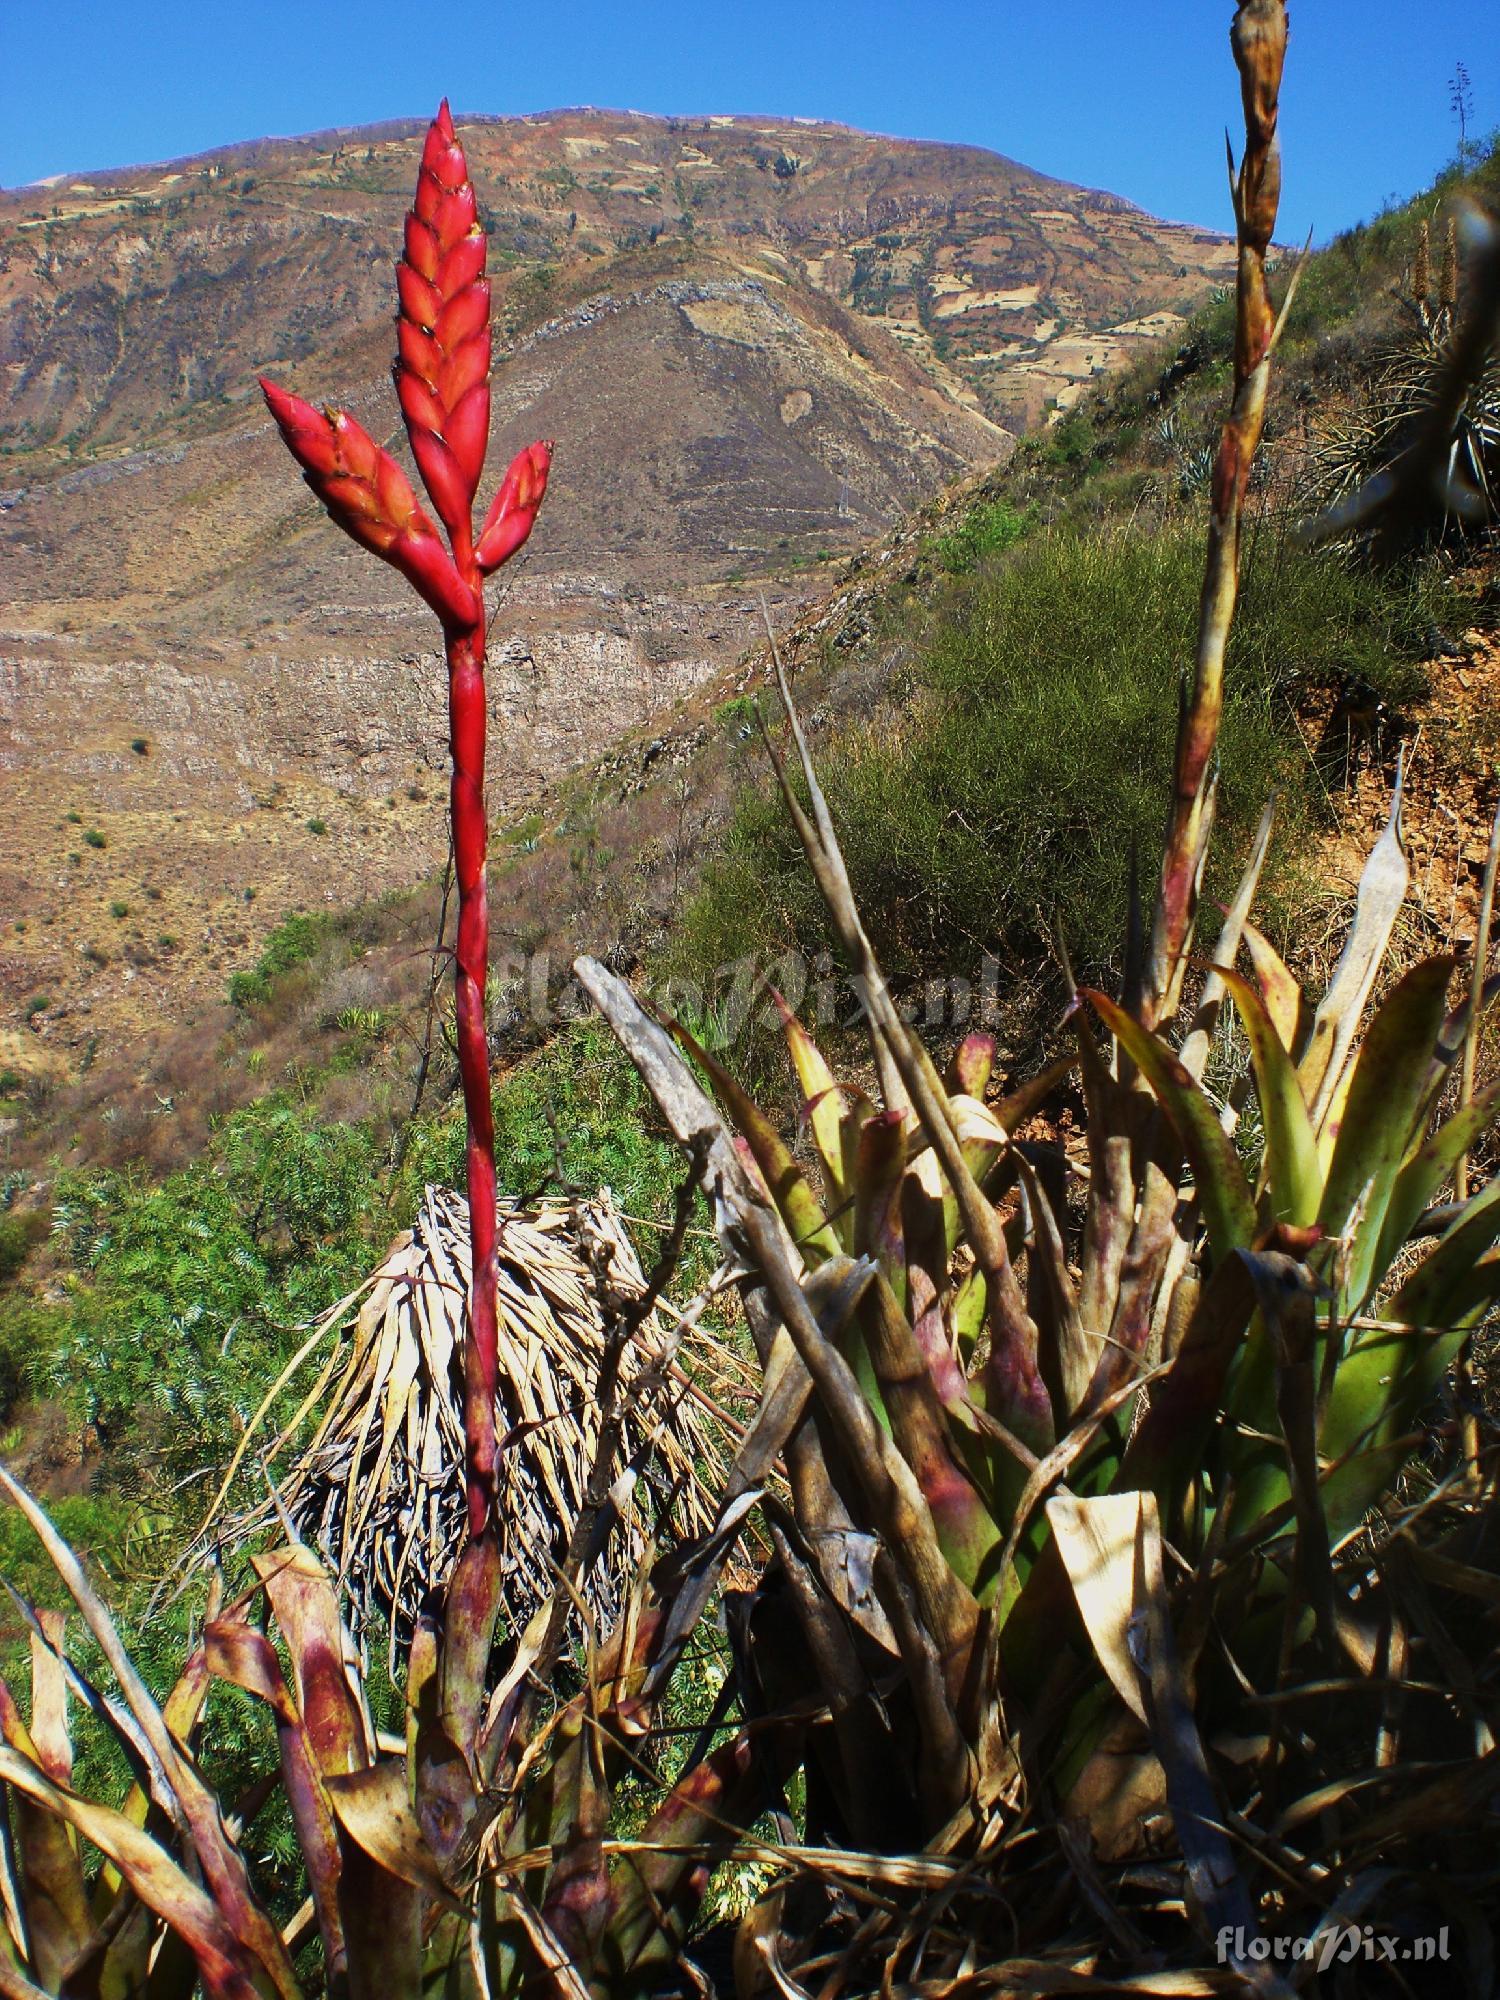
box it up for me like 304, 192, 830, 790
447, 587, 499, 1539
263, 100, 552, 1551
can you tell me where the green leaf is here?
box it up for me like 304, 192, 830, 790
668, 1017, 842, 1262
1387, 1175, 1500, 1331
773, 993, 854, 1232
1220, 966, 1321, 1228
1318, 955, 1455, 1312
951, 1265, 986, 1365
1316, 1185, 1500, 1543
1299, 776, 1409, 1122
1240, 917, 1305, 1055
1084, 990, 1256, 1266
1374, 1072, 1500, 1283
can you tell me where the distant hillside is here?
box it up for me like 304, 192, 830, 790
0, 108, 1234, 1072
0, 108, 1233, 451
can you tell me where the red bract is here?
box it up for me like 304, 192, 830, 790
476, 438, 553, 573
260, 101, 551, 1558
259, 379, 480, 631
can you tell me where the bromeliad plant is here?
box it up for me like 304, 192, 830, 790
0, 108, 788, 2000
0, 1455, 778, 2000
579, 2, 1500, 1979
6, 32, 1500, 2000
260, 101, 551, 1581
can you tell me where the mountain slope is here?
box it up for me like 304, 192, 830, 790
0, 108, 1234, 1071
1, 108, 1233, 453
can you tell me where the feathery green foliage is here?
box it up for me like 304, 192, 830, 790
677, 519, 1450, 1008
49, 1101, 383, 1452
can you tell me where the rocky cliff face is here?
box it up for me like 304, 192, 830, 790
0, 109, 1234, 1070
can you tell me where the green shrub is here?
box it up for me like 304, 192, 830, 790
227, 909, 337, 1008
305, 816, 328, 836
931, 496, 1032, 574
0, 1488, 132, 1613
1035, 406, 1099, 470
83, 828, 106, 849
673, 521, 1445, 1014
109, 900, 129, 920
0, 1296, 63, 1416
48, 1100, 383, 1455
0, 1208, 48, 1284
504, 811, 544, 847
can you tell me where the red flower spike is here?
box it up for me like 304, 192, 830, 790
435, 284, 489, 354
445, 387, 491, 489
259, 378, 478, 631
439, 232, 486, 297
397, 318, 442, 380
396, 102, 492, 546
261, 104, 553, 1553
408, 428, 471, 540
475, 440, 553, 575
438, 341, 489, 411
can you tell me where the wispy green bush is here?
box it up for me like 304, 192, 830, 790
674, 520, 1451, 1016
931, 495, 1032, 573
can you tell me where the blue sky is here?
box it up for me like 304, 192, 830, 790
2, 3, 1493, 243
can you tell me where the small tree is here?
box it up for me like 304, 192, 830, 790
1451, 57, 1476, 164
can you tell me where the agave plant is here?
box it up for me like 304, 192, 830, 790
1307, 196, 1500, 548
